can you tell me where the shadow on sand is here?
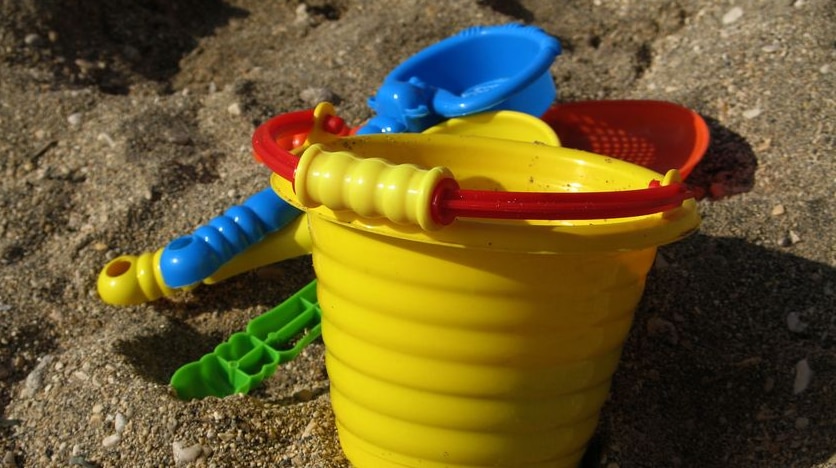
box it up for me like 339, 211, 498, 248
595, 233, 835, 467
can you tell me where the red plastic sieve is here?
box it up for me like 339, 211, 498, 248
252, 106, 694, 227
541, 100, 709, 179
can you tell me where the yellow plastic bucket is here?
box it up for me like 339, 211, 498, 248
260, 106, 699, 467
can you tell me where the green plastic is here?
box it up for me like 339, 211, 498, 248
170, 280, 321, 400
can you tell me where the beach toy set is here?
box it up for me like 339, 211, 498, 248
97, 24, 707, 467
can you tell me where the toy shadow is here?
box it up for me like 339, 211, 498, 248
0, 324, 57, 449
27, 0, 248, 93
113, 319, 224, 386
593, 233, 835, 467
688, 116, 758, 200
113, 256, 316, 385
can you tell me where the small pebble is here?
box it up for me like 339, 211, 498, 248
300, 419, 317, 439
68, 455, 96, 467
793, 359, 812, 394
786, 312, 808, 333
3, 452, 17, 466
646, 317, 679, 345
21, 355, 53, 398
172, 441, 204, 465
795, 417, 810, 429
779, 230, 802, 247
771, 204, 785, 216
722, 7, 743, 25
97, 132, 116, 148
227, 103, 242, 116
294, 3, 310, 24
164, 129, 192, 145
166, 416, 178, 433
294, 388, 315, 402
115, 413, 127, 433
67, 113, 83, 126
74, 59, 96, 72
24, 33, 43, 47
742, 107, 762, 119
300, 87, 336, 106
101, 433, 120, 448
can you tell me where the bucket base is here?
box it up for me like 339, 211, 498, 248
336, 420, 586, 468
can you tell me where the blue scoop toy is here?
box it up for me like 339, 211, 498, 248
357, 24, 561, 134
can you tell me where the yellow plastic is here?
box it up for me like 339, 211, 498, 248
205, 216, 312, 284
269, 133, 699, 467
96, 216, 312, 305
423, 110, 561, 146
295, 105, 562, 231
295, 144, 452, 231
97, 249, 174, 305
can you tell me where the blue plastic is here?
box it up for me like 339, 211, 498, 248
160, 188, 302, 288
357, 24, 561, 134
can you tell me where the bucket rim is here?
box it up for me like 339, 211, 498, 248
252, 103, 696, 232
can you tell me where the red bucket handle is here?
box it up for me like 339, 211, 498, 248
252, 105, 694, 227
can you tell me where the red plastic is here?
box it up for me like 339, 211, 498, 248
432, 182, 691, 223
541, 100, 709, 178
252, 109, 351, 180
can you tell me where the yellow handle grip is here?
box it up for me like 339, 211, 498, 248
294, 143, 452, 230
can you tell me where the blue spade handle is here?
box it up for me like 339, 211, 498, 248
160, 188, 302, 288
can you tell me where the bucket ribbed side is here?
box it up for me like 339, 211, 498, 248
310, 216, 656, 467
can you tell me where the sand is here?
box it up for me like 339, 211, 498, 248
1, 0, 834, 466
